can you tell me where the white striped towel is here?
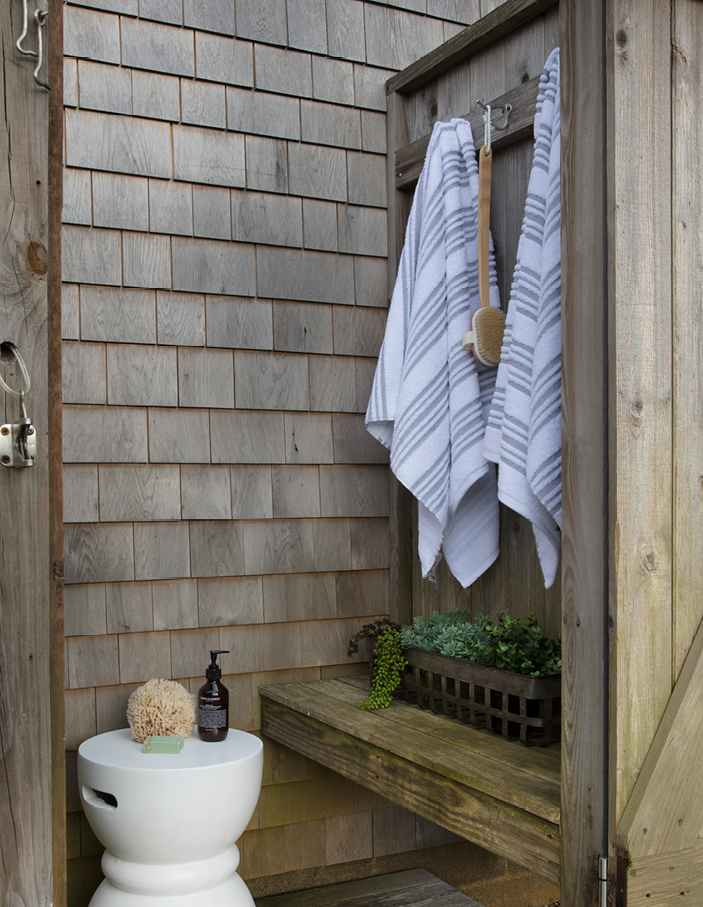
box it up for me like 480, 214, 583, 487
483, 47, 562, 589
366, 118, 501, 588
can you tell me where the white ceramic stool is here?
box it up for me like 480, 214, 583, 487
78, 729, 263, 907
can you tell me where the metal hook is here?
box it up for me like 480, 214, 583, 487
0, 342, 31, 399
16, 0, 37, 57
33, 9, 50, 90
476, 99, 512, 132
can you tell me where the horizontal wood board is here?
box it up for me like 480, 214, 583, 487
386, 0, 559, 95
255, 869, 484, 907
259, 678, 560, 883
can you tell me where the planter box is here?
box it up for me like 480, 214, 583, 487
372, 646, 561, 747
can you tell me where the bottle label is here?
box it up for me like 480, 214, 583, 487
198, 706, 227, 729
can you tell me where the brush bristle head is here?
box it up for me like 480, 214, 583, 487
471, 306, 505, 367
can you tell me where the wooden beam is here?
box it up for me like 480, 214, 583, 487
559, 2, 611, 905
620, 842, 703, 907
261, 697, 560, 885
0, 0, 62, 903
395, 77, 541, 191
386, 0, 559, 96
616, 617, 703, 859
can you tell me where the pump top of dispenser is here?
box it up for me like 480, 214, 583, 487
206, 649, 229, 681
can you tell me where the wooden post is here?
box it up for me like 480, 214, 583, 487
560, 1, 610, 904
0, 1, 64, 905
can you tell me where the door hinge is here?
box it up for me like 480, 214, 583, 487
599, 856, 608, 907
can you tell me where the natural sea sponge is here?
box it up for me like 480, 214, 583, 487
126, 678, 196, 743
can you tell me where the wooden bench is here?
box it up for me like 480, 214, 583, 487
259, 677, 560, 886
255, 868, 484, 907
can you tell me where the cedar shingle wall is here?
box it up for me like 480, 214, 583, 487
61, 0, 493, 902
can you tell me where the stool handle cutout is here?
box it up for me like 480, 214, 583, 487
83, 785, 118, 809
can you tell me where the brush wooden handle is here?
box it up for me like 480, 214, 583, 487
478, 145, 493, 308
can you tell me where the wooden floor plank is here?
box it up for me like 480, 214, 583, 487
261, 697, 561, 884
260, 680, 560, 822
255, 870, 485, 907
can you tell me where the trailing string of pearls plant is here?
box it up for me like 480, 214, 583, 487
358, 628, 407, 711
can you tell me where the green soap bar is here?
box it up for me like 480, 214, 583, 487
143, 736, 185, 754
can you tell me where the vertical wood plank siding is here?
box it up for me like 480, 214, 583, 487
61, 0, 505, 902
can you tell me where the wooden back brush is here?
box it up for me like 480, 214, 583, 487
462, 143, 505, 367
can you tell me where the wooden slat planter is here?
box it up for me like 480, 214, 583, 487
373, 648, 561, 746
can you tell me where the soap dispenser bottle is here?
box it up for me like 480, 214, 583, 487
198, 649, 230, 742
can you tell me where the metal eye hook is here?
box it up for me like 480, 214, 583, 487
16, 0, 37, 57
33, 9, 50, 91
0, 342, 31, 399
476, 99, 512, 132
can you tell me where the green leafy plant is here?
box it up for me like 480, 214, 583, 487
357, 628, 407, 711
346, 617, 401, 657
399, 609, 561, 676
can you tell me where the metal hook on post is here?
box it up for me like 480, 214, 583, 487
16, 0, 37, 56
0, 342, 36, 469
476, 99, 512, 133
33, 9, 50, 90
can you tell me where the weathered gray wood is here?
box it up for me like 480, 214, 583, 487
181, 465, 232, 520
181, 81, 226, 130
157, 291, 205, 346
355, 64, 395, 112
245, 136, 289, 194
106, 343, 177, 406
257, 248, 354, 304
171, 237, 255, 295
312, 56, 354, 105
271, 466, 321, 518
140, 0, 182, 24
273, 301, 333, 355
301, 100, 361, 149
62, 283, 80, 340
243, 520, 316, 575
64, 523, 135, 584
231, 190, 302, 247
346, 152, 387, 207
183, 0, 235, 35
227, 86, 301, 141
319, 465, 390, 518
235, 0, 287, 45
62, 168, 92, 225
395, 76, 541, 189
623, 844, 703, 907
150, 180, 193, 235
131, 71, 181, 122
302, 199, 338, 251
298, 618, 369, 668
234, 351, 309, 411
118, 630, 172, 683
361, 110, 387, 154
64, 690, 97, 752
197, 576, 264, 627
64, 58, 78, 107
309, 356, 356, 411
147, 407, 211, 464
63, 5, 120, 62
120, 18, 195, 76
81, 287, 156, 345
313, 519, 353, 571
332, 307, 386, 357
210, 410, 286, 464
178, 347, 234, 409
288, 144, 347, 202
195, 31, 253, 87
67, 636, 119, 689
98, 465, 181, 522
386, 0, 558, 94
93, 172, 148, 229
64, 583, 106, 640
350, 519, 390, 570
206, 296, 272, 350
77, 59, 132, 114
338, 205, 387, 257
189, 520, 246, 577
63, 465, 100, 523
152, 579, 199, 630
65, 110, 172, 177
230, 466, 274, 518
170, 627, 221, 677
172, 125, 245, 187
133, 522, 190, 581
105, 581, 154, 634
255, 44, 313, 98
364, 6, 445, 71
62, 341, 106, 404
558, 2, 610, 905
192, 181, 230, 238
263, 573, 337, 623
336, 570, 389, 617
62, 225, 121, 285
332, 413, 390, 464
255, 869, 485, 907
63, 404, 148, 463
123, 231, 172, 289
326, 0, 366, 62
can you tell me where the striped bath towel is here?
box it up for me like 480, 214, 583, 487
483, 48, 562, 588
366, 118, 501, 588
